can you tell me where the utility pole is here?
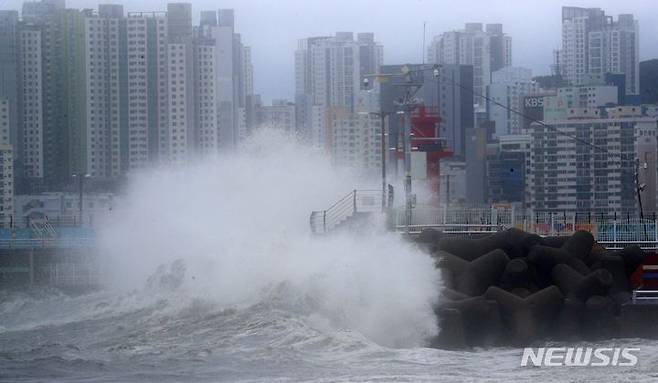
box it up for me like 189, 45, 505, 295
402, 104, 415, 232
635, 158, 647, 239
363, 64, 440, 232
446, 174, 451, 206
394, 67, 425, 233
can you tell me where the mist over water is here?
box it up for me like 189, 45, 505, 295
96, 128, 440, 347
4, 130, 658, 382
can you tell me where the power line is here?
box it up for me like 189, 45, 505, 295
377, 65, 618, 153
439, 73, 610, 153
392, 66, 642, 217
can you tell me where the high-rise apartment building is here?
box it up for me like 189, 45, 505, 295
295, 32, 383, 146
194, 38, 219, 156
21, 0, 63, 22
428, 23, 512, 105
17, 23, 43, 178
80, 6, 171, 175
0, 100, 9, 143
1, 1, 254, 191
486, 134, 531, 204
521, 82, 620, 135
0, 11, 19, 151
42, 9, 86, 188
0, 99, 13, 226
556, 7, 639, 96
198, 9, 253, 148
329, 108, 382, 176
487, 67, 538, 136
526, 106, 652, 212
83, 7, 118, 178
165, 3, 195, 165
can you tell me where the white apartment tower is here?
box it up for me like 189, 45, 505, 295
295, 32, 383, 146
556, 7, 639, 95
81, 6, 170, 176
83, 7, 122, 178
165, 3, 195, 165
166, 42, 191, 164
428, 23, 512, 105
5, 2, 252, 189
194, 39, 219, 155
0, 11, 19, 161
0, 100, 13, 226
18, 24, 43, 178
330, 110, 382, 176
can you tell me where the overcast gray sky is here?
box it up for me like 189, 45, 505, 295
3, 0, 658, 103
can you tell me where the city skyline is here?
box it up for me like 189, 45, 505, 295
4, 0, 658, 103
1, 0, 657, 214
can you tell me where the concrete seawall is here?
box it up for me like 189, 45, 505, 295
0, 247, 98, 289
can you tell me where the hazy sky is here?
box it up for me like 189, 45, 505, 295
3, 0, 658, 103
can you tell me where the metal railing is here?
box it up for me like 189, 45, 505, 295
310, 190, 383, 235
0, 215, 95, 229
392, 205, 658, 249
0, 238, 95, 249
632, 290, 658, 304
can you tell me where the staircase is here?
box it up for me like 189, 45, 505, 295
29, 216, 58, 240
310, 189, 384, 235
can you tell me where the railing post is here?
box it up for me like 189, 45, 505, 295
28, 248, 34, 285
654, 216, 658, 244
323, 210, 327, 234
563, 211, 567, 234
613, 213, 617, 244
353, 189, 357, 214
548, 211, 555, 235
572, 212, 576, 234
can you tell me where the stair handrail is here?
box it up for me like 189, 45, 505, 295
310, 190, 357, 234
325, 190, 357, 213
310, 189, 385, 235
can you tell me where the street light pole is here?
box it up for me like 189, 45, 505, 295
73, 173, 90, 227
380, 112, 386, 212
403, 106, 413, 232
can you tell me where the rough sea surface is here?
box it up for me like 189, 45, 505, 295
3, 130, 658, 382
1, 286, 658, 382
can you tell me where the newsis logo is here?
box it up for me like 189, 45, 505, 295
521, 347, 640, 367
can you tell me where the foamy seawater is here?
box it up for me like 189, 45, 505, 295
1, 287, 658, 382
2, 129, 658, 381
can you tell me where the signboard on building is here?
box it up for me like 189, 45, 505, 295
522, 96, 546, 131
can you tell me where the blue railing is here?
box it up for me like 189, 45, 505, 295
0, 227, 95, 249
